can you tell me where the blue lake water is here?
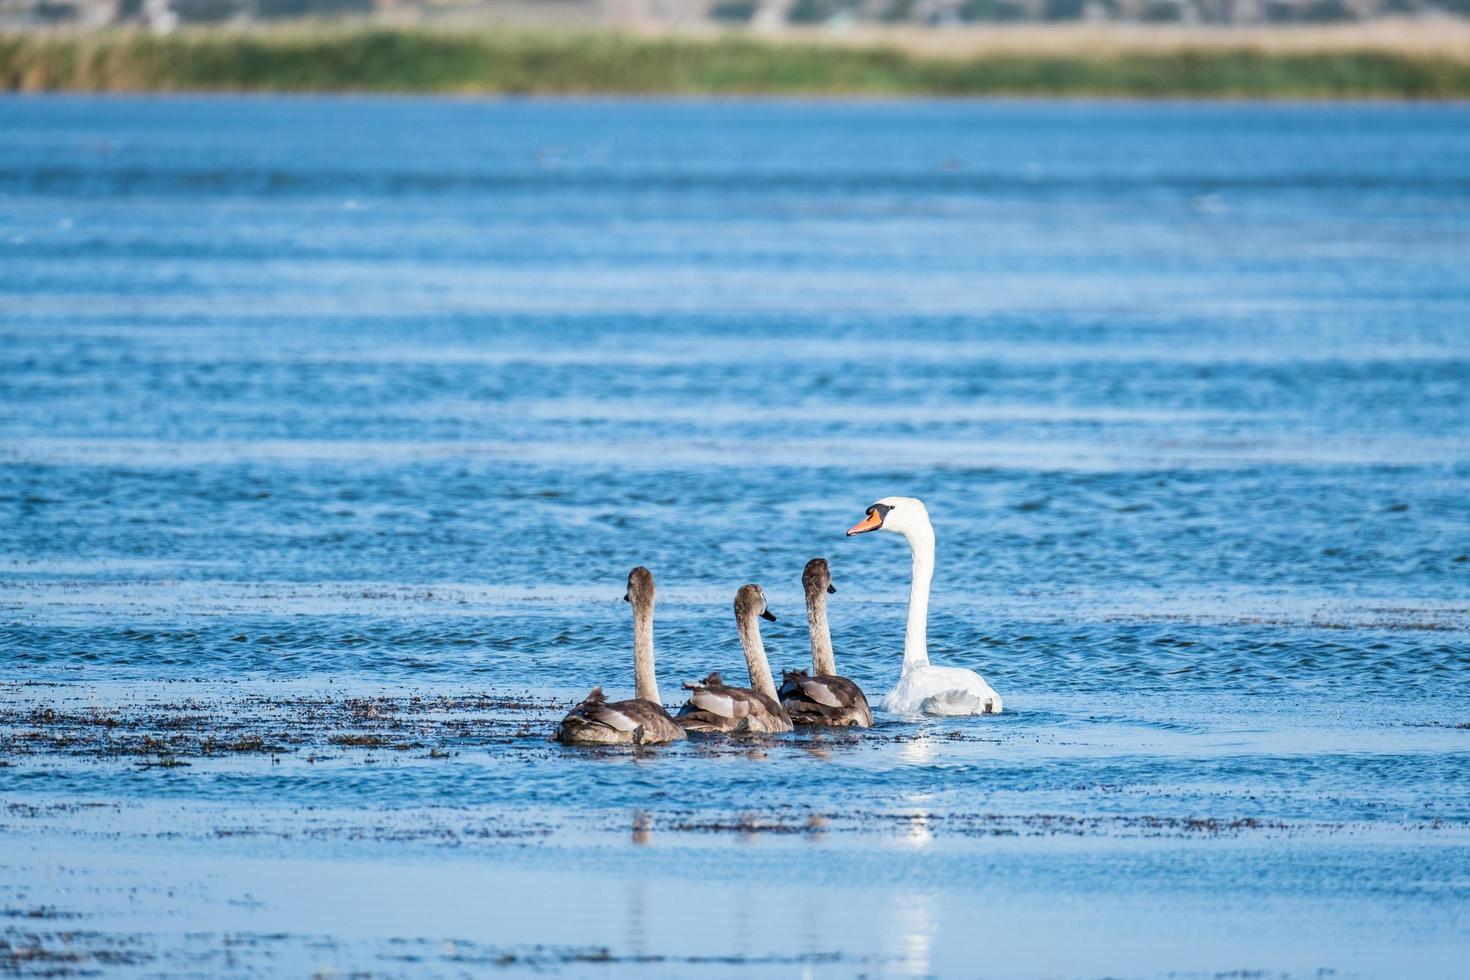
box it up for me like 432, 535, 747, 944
2, 96, 1469, 977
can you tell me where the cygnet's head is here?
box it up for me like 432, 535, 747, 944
734, 583, 777, 623
624, 566, 655, 606
802, 557, 836, 597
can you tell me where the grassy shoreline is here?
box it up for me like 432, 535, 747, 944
4, 25, 1470, 99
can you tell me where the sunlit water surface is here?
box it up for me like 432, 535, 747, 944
2, 96, 1469, 978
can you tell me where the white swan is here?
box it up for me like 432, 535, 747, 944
846, 497, 1003, 717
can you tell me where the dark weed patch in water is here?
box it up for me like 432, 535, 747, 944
0, 908, 83, 921
0, 693, 554, 765
1, 929, 152, 975
328, 734, 424, 750
652, 808, 1303, 839
3, 926, 867, 978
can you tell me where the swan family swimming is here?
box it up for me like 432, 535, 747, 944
556, 496, 1001, 745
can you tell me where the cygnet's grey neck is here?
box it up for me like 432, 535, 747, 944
805, 578, 836, 677
631, 589, 658, 703
736, 605, 778, 701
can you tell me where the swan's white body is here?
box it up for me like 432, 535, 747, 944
883, 664, 1001, 717
848, 496, 1003, 717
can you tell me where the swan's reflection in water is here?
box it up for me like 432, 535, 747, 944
898, 732, 938, 851
900, 732, 937, 765
885, 798, 938, 973
901, 810, 934, 849
885, 890, 938, 978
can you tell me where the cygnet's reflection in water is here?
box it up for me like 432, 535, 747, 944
805, 813, 829, 842
801, 742, 832, 761
631, 809, 653, 846
624, 880, 649, 961
797, 728, 865, 762
799, 891, 830, 978
687, 737, 776, 762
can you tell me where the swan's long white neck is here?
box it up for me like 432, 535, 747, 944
738, 615, 779, 701
632, 596, 659, 704
806, 585, 836, 677
901, 520, 935, 673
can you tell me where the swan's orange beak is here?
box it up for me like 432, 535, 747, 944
846, 509, 883, 537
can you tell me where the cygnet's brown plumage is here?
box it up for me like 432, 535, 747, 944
677, 585, 793, 735
557, 567, 685, 746
779, 558, 873, 728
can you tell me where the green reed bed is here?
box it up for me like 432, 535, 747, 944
3, 29, 1469, 98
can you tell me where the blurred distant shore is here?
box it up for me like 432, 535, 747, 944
3, 20, 1470, 97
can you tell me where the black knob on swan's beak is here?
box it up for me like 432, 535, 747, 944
622, 593, 630, 602
827, 583, 836, 594
760, 609, 777, 622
